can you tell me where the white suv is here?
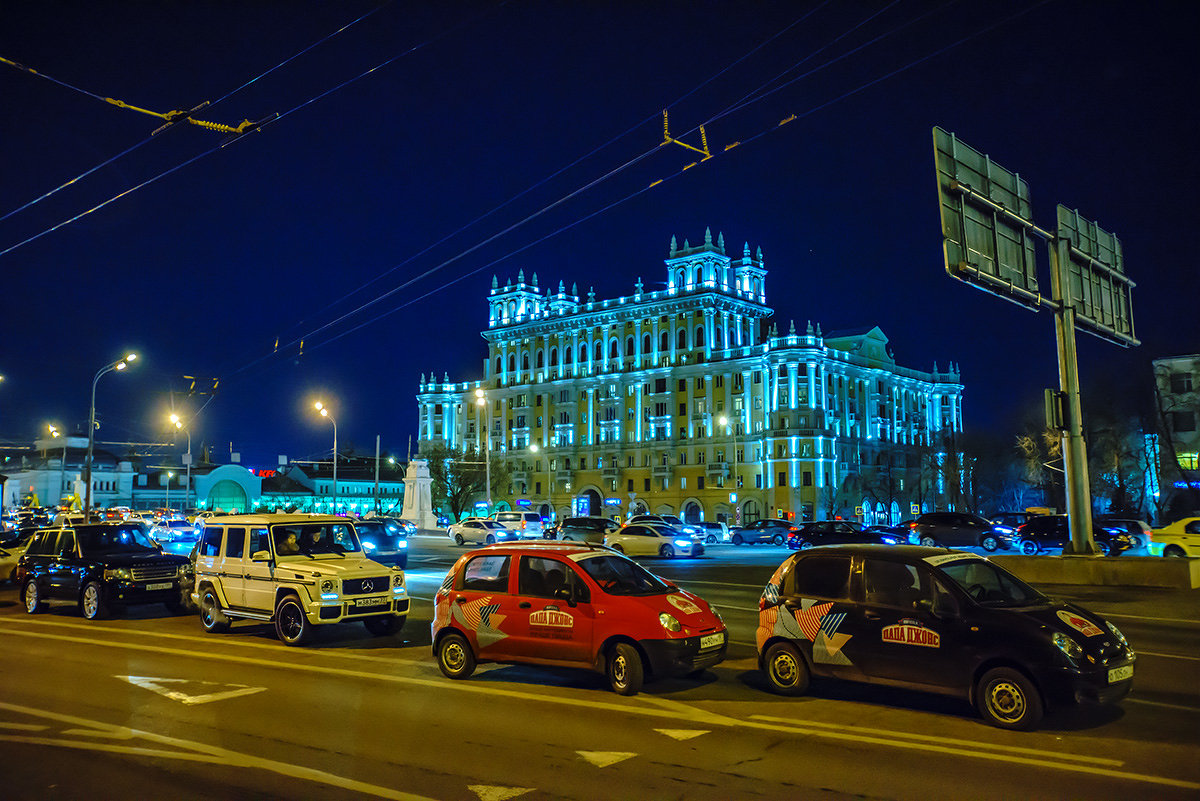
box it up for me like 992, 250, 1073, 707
493, 510, 544, 539
192, 514, 408, 645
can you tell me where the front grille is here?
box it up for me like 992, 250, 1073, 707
131, 565, 176, 582
342, 577, 389, 596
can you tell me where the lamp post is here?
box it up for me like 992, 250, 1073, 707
48, 424, 66, 509
314, 401, 338, 513
530, 442, 546, 519
85, 353, 137, 515
169, 413, 192, 513
165, 471, 174, 512
719, 414, 742, 522
475, 388, 491, 511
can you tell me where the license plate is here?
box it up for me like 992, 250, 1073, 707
1108, 664, 1133, 683
354, 597, 388, 608
700, 632, 725, 649
145, 582, 173, 590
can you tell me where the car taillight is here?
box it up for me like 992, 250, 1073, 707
908, 521, 917, 529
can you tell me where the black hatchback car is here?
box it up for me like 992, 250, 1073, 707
1015, 515, 1133, 556
18, 523, 190, 619
756, 545, 1135, 731
354, 518, 409, 568
787, 521, 889, 550
908, 512, 1012, 551
733, 518, 798, 545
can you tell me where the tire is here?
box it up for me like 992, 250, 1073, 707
1020, 539, 1039, 556
976, 667, 1043, 731
610, 543, 624, 554
1096, 539, 1111, 557
772, 534, 784, 546
200, 588, 230, 633
485, 534, 496, 545
1164, 545, 1186, 558
607, 642, 644, 695
764, 641, 810, 696
659, 544, 675, 558
364, 615, 404, 636
274, 594, 313, 646
1128, 535, 1143, 549
732, 533, 744, 546
437, 632, 476, 679
981, 534, 1000, 552
23, 579, 45, 614
80, 581, 109, 620
798, 540, 814, 550
706, 534, 717, 544
919, 535, 936, 548
454, 533, 465, 546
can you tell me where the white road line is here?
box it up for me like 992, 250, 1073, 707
1126, 698, 1200, 712
0, 722, 47, 731
1097, 612, 1200, 625
1137, 650, 1200, 662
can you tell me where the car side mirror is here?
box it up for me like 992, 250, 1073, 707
250, 550, 272, 562
553, 586, 576, 607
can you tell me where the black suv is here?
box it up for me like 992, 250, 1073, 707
787, 521, 887, 550
1015, 515, 1133, 556
733, 518, 798, 546
908, 512, 1011, 551
18, 523, 190, 619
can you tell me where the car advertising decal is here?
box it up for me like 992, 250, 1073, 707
756, 598, 853, 665
529, 605, 575, 640
923, 552, 983, 567
1057, 610, 1104, 637
667, 594, 702, 616
882, 618, 940, 648
451, 595, 508, 649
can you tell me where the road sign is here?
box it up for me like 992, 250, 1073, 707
933, 126, 1041, 310
1055, 206, 1138, 346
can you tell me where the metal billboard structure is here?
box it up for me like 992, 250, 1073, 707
932, 127, 1139, 555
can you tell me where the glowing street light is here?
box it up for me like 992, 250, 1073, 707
169, 413, 193, 512
48, 424, 67, 508
85, 353, 137, 514
313, 401, 338, 513
718, 414, 740, 496
475, 388, 491, 510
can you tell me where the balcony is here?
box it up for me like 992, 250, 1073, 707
651, 463, 674, 480
510, 469, 529, 484
705, 460, 729, 478
601, 465, 621, 481
554, 468, 573, 484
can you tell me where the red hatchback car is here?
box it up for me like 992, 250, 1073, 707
432, 542, 727, 694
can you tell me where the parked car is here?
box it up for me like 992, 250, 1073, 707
787, 521, 889, 550
626, 514, 697, 536
1014, 515, 1133, 556
1096, 518, 1152, 550
432, 541, 727, 694
908, 512, 1013, 551
733, 518, 798, 546
494, 510, 545, 539
605, 523, 703, 558
1148, 517, 1200, 558
553, 516, 619, 543
354, 518, 409, 569
863, 524, 908, 545
698, 521, 731, 544
193, 514, 409, 644
18, 522, 191, 619
0, 531, 34, 583
756, 545, 1135, 731
448, 518, 516, 545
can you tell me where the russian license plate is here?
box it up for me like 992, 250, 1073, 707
354, 597, 388, 608
145, 582, 173, 591
700, 632, 725, 650
1108, 664, 1134, 683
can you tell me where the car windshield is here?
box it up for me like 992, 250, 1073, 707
661, 515, 684, 526
271, 523, 362, 556
78, 524, 159, 554
939, 559, 1046, 607
576, 554, 668, 595
356, 523, 403, 550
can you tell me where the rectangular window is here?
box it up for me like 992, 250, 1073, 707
462, 554, 511, 592
786, 555, 852, 599
779, 470, 787, 486
201, 527, 223, 557
695, 377, 705, 389
224, 527, 246, 559
679, 403, 686, 416
678, 379, 686, 391
679, 453, 687, 465
1173, 411, 1197, 432
1170, 373, 1194, 394
803, 471, 813, 486
627, 479, 634, 491
715, 376, 724, 388
643, 478, 651, 491
755, 473, 763, 489
655, 378, 667, 393
251, 528, 270, 554
698, 476, 705, 490
753, 371, 762, 384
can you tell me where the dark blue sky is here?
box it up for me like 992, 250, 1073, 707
2, 1, 1197, 468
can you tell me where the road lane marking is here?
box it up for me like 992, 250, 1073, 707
61, 728, 135, 739
469, 786, 534, 801
118, 675, 267, 705
655, 728, 709, 740
0, 722, 47, 731
1126, 698, 1200, 713
1096, 612, 1200, 625
577, 750, 636, 767
1137, 650, 1200, 662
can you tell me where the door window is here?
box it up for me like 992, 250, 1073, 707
787, 556, 852, 600
518, 556, 588, 602
54, 530, 78, 557
224, 527, 247, 558
200, 526, 223, 556
863, 559, 931, 608
462, 554, 511, 593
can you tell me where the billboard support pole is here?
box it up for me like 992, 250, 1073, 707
1049, 235, 1097, 554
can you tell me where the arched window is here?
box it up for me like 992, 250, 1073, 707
695, 326, 705, 347
715, 327, 723, 348
507, 354, 516, 372
521, 353, 530, 370
579, 344, 588, 363
660, 331, 669, 351
508, 301, 516, 318
676, 328, 687, 350
495, 356, 502, 373
549, 348, 558, 367
594, 341, 603, 361
642, 334, 651, 353
676, 269, 685, 287
564, 346, 572, 364
609, 339, 619, 359
625, 336, 634, 357
536, 349, 544, 368
694, 267, 703, 285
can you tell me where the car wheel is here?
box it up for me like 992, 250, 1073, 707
437, 632, 476, 679
919, 535, 936, 548
706, 534, 717, 544
485, 534, 496, 545
80, 581, 109, 620
274, 594, 313, 646
610, 543, 624, 554
976, 667, 1043, 731
798, 540, 813, 550
607, 642, 644, 696
772, 534, 784, 546
23, 579, 45, 614
364, 615, 404, 636
659, 544, 676, 558
732, 533, 744, 546
1164, 545, 1186, 558
1096, 539, 1111, 557
200, 588, 230, 633
454, 533, 465, 546
1020, 539, 1039, 556
981, 534, 999, 552
1127, 535, 1142, 549
764, 641, 810, 696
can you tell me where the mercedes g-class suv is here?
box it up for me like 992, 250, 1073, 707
192, 514, 409, 645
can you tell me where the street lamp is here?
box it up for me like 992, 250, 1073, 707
165, 471, 174, 512
718, 413, 741, 487
530, 442, 548, 518
85, 353, 137, 515
314, 401, 338, 513
475, 388, 491, 511
48, 424, 66, 509
169, 413, 192, 513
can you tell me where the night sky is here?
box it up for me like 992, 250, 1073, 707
3, 1, 1198, 469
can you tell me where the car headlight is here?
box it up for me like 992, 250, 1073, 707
674, 539, 691, 548
397, 539, 409, 549
104, 567, 132, 580
320, 579, 336, 599
392, 572, 405, 588
709, 605, 723, 624
659, 612, 681, 632
1106, 620, 1129, 648
362, 541, 376, 550
1053, 632, 1083, 662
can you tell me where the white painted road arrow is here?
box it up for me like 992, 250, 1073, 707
654, 728, 709, 741
117, 676, 267, 705
577, 751, 637, 768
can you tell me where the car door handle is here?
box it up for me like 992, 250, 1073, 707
518, 602, 531, 609
454, 597, 465, 605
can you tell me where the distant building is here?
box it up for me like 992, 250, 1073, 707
1152, 354, 1200, 519
416, 229, 965, 524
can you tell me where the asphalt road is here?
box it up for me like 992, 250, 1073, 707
2, 536, 1198, 800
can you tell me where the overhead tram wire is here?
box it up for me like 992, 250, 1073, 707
0, 4, 499, 260
0, 4, 388, 225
